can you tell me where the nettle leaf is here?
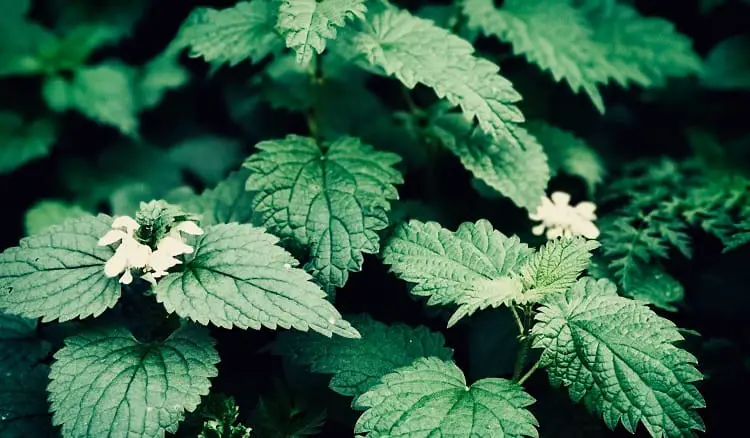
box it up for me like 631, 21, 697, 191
525, 120, 604, 196
0, 365, 54, 438
588, 3, 702, 88
0, 311, 51, 369
463, 0, 610, 112
153, 223, 359, 338
382, 220, 532, 320
271, 314, 453, 398
43, 63, 139, 137
244, 135, 402, 291
532, 277, 705, 437
183, 169, 255, 227
49, 325, 220, 438
353, 357, 539, 438
138, 51, 190, 110
0, 112, 57, 175
428, 111, 550, 211
24, 200, 88, 236
519, 237, 600, 299
702, 33, 750, 90
174, 0, 283, 67
338, 7, 525, 146
278, 0, 367, 64
0, 214, 120, 323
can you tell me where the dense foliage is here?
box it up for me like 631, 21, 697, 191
1, 0, 749, 437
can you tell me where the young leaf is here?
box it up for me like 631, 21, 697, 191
24, 200, 88, 236
519, 237, 600, 298
271, 314, 453, 398
382, 219, 532, 310
182, 169, 255, 227
49, 325, 220, 438
337, 7, 525, 146
462, 0, 610, 112
244, 135, 402, 292
532, 277, 705, 437
277, 0, 367, 64
0, 112, 57, 175
428, 111, 550, 211
173, 0, 283, 67
0, 365, 54, 437
0, 214, 120, 323
153, 223, 359, 338
354, 357, 539, 437
0, 311, 51, 369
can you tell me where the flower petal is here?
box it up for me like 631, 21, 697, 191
574, 201, 597, 220
173, 221, 203, 236
157, 236, 194, 257
573, 220, 600, 239
531, 224, 546, 236
149, 249, 181, 273
112, 216, 139, 234
551, 191, 571, 206
98, 230, 127, 246
119, 269, 133, 285
141, 273, 157, 287
103, 251, 128, 278
546, 227, 564, 240
128, 241, 153, 268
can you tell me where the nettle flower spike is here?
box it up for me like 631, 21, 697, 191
529, 191, 600, 240
98, 216, 153, 284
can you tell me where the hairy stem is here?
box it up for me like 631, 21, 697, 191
512, 334, 532, 382
517, 357, 542, 385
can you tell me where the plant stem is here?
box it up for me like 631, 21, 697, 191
517, 358, 542, 385
512, 334, 532, 382
510, 306, 524, 335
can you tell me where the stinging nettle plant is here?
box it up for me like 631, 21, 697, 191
2, 0, 748, 436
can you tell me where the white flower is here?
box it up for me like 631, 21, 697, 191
529, 191, 599, 240
98, 216, 152, 284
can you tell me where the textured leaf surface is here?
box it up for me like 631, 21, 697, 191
428, 111, 549, 210
382, 219, 532, 310
463, 0, 609, 112
271, 314, 453, 398
0, 311, 50, 369
0, 214, 120, 322
0, 112, 57, 175
245, 135, 402, 291
0, 365, 54, 438
154, 223, 359, 338
24, 200, 88, 236
174, 0, 283, 67
183, 169, 255, 226
354, 357, 539, 437
49, 325, 220, 438
278, 0, 366, 64
339, 8, 525, 145
532, 277, 705, 437
519, 237, 600, 298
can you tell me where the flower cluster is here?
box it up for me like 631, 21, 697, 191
98, 216, 203, 285
529, 191, 600, 240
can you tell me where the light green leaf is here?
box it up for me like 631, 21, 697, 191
525, 120, 604, 196
138, 51, 190, 110
0, 365, 54, 438
428, 111, 550, 211
0, 214, 120, 323
0, 21, 58, 77
382, 219, 532, 311
271, 314, 453, 398
463, 0, 610, 112
49, 324, 220, 438
519, 237, 600, 298
702, 33, 750, 90
244, 135, 402, 291
173, 0, 283, 67
0, 311, 51, 369
0, 112, 57, 175
153, 223, 359, 338
338, 7, 525, 146
24, 200, 88, 236
182, 169, 255, 227
278, 0, 367, 64
532, 277, 705, 437
354, 357, 539, 437
43, 63, 139, 136
448, 276, 524, 327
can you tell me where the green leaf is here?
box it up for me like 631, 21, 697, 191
428, 111, 550, 211
278, 0, 367, 64
43, 63, 139, 136
0, 311, 51, 369
0, 21, 58, 77
463, 0, 609, 112
519, 237, 600, 298
271, 314, 453, 398
0, 214, 120, 323
619, 262, 684, 312
0, 112, 57, 175
532, 277, 705, 437
382, 219, 532, 312
168, 136, 243, 186
702, 33, 750, 90
173, 0, 283, 67
153, 223, 359, 338
525, 121, 604, 196
338, 7, 525, 146
182, 169, 256, 227
49, 324, 220, 438
0, 365, 54, 438
587, 3, 702, 88
24, 200, 88, 236
138, 51, 190, 110
244, 135, 402, 291
354, 357, 539, 437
